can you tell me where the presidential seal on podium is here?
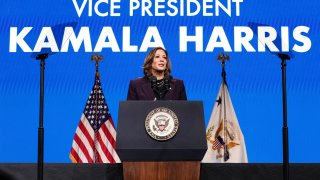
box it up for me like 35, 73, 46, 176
145, 107, 179, 141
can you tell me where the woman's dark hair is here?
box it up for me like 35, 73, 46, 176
142, 47, 172, 77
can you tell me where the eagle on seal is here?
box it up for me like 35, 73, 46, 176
154, 117, 169, 132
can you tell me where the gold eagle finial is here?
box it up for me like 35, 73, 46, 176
91, 54, 103, 79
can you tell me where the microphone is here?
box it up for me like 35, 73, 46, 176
164, 75, 171, 91
149, 75, 171, 100
150, 76, 157, 90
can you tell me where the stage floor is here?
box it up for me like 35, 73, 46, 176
0, 163, 318, 180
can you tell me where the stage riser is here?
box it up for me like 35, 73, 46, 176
0, 163, 318, 180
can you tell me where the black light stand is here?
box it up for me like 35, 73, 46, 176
248, 21, 292, 180
35, 53, 48, 180
278, 53, 290, 180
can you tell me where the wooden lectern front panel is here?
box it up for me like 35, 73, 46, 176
123, 161, 200, 180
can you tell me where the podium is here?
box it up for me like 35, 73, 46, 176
116, 101, 207, 180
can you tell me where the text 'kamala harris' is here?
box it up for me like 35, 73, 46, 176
9, 26, 311, 53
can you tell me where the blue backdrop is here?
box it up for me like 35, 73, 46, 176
0, 0, 319, 163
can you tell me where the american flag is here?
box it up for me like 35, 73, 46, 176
70, 75, 120, 163
212, 136, 225, 150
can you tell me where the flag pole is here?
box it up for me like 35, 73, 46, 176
91, 54, 103, 162
218, 52, 230, 161
218, 53, 229, 85
278, 53, 290, 180
35, 53, 48, 180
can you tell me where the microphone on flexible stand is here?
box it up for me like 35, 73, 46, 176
150, 75, 171, 100
150, 76, 157, 91
164, 75, 171, 91
150, 76, 158, 100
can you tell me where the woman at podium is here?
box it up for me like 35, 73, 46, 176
127, 47, 187, 100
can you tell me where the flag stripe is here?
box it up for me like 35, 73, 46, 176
78, 116, 95, 148
101, 121, 116, 146
105, 118, 117, 140
70, 147, 82, 163
94, 143, 104, 163
101, 121, 120, 162
75, 121, 94, 158
97, 127, 115, 163
70, 140, 88, 163
73, 133, 94, 163
96, 134, 110, 163
99, 127, 115, 163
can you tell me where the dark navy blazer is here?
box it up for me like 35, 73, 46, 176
127, 76, 187, 100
